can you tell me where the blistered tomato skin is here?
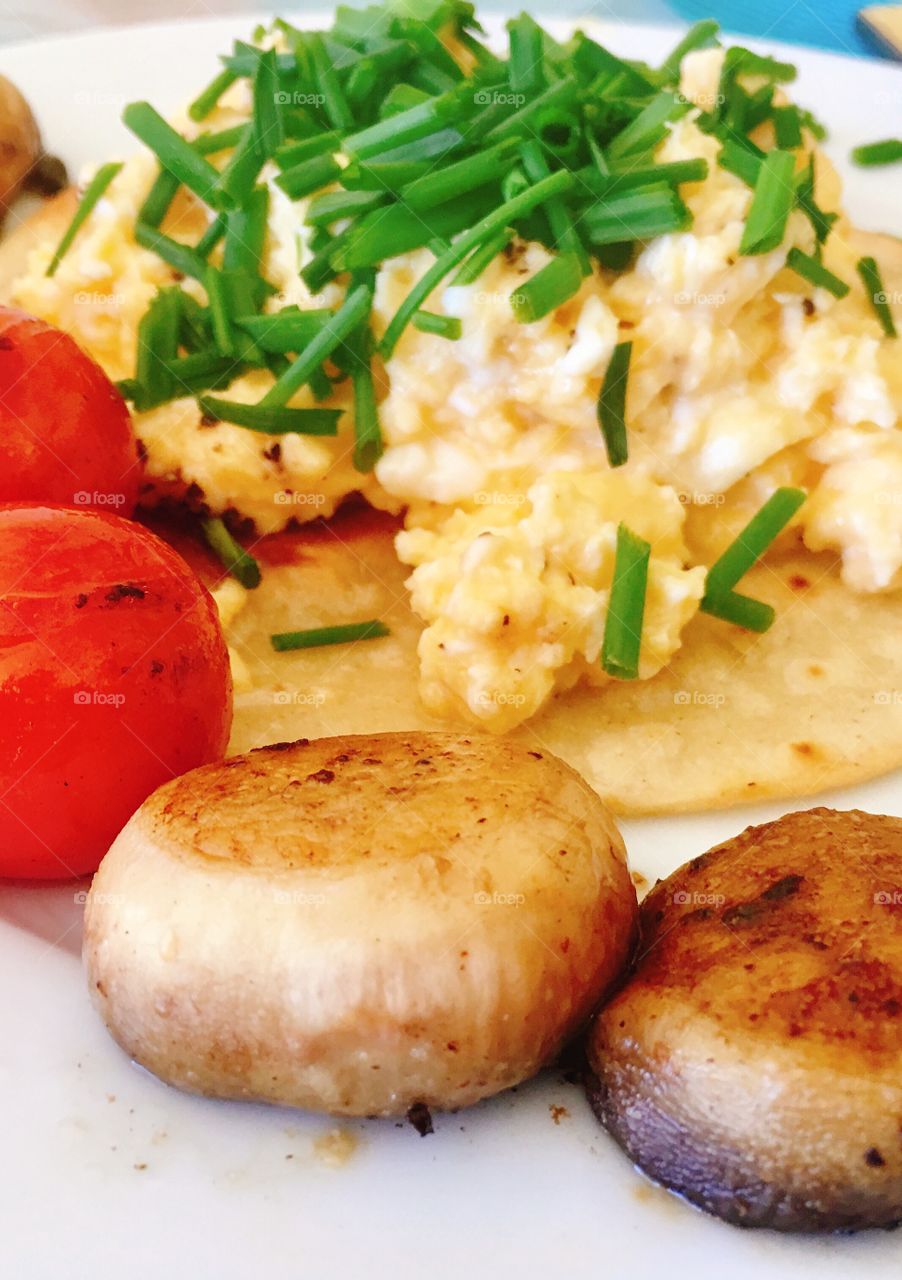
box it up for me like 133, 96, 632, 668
0, 505, 233, 879
0, 307, 141, 513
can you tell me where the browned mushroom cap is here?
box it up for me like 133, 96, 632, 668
587, 808, 902, 1232
0, 75, 43, 215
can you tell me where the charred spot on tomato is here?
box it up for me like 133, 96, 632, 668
75, 592, 88, 609
0, 336, 14, 351
150, 660, 164, 676
105, 583, 146, 604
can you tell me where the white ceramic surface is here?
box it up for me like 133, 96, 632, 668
1, 15, 901, 1278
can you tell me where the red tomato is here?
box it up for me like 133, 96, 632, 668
0, 307, 141, 514
0, 504, 233, 878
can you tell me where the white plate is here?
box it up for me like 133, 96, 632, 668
2, 14, 902, 1279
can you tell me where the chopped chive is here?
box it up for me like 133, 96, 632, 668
773, 105, 803, 150
659, 19, 720, 83
851, 139, 902, 167
795, 156, 837, 245
519, 139, 589, 274
307, 32, 355, 132
252, 48, 285, 158
583, 184, 691, 245
306, 188, 386, 226
700, 589, 775, 633
123, 102, 229, 209
597, 340, 631, 467
380, 168, 575, 358
235, 308, 331, 353
601, 523, 650, 680
412, 310, 463, 339
134, 223, 209, 281
214, 123, 264, 206
138, 167, 180, 229
346, 322, 383, 473
202, 516, 262, 590
785, 247, 849, 299
510, 251, 583, 322
193, 124, 247, 156
222, 185, 269, 277
583, 157, 709, 194
198, 395, 342, 435
508, 13, 545, 96
451, 227, 514, 284
46, 162, 122, 276
133, 287, 181, 410
271, 619, 390, 651
343, 88, 461, 159
262, 281, 374, 407
341, 157, 433, 192
276, 153, 343, 200
703, 487, 806, 607
335, 188, 495, 271
205, 267, 240, 357
483, 77, 578, 144
195, 213, 227, 259
739, 149, 795, 256
717, 137, 764, 187
400, 138, 518, 211
188, 67, 238, 123
857, 256, 897, 337
607, 91, 687, 162
275, 131, 342, 168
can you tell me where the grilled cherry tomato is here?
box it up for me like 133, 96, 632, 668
0, 307, 141, 513
0, 504, 232, 878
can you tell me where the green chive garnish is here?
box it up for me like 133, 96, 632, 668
583, 184, 691, 246
198, 395, 342, 435
123, 103, 230, 209
601, 523, 650, 680
412, 310, 463, 339
188, 67, 238, 122
46, 162, 122, 277
511, 252, 583, 323
785, 247, 849, 299
857, 255, 898, 337
202, 516, 262, 590
705, 487, 806, 595
346, 322, 383, 473
773, 105, 803, 150
739, 149, 796, 255
851, 139, 902, 167
271, 620, 390, 651
380, 169, 575, 358
262, 281, 374, 407
597, 341, 632, 468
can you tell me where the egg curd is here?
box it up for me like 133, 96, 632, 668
9, 44, 902, 731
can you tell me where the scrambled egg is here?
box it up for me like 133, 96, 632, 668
9, 48, 902, 730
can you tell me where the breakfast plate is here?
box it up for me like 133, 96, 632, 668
2, 9, 902, 1277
